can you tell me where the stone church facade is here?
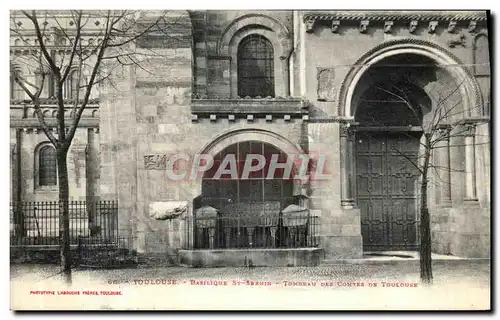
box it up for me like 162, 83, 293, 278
10, 10, 491, 266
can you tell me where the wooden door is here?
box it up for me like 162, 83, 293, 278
356, 131, 421, 251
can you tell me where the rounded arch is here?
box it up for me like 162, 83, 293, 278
338, 39, 483, 118
34, 140, 55, 154
198, 128, 304, 160
194, 129, 305, 195
217, 13, 292, 59
196, 129, 305, 220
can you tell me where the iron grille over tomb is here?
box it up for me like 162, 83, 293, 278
39, 145, 57, 186
237, 34, 275, 98
196, 141, 314, 249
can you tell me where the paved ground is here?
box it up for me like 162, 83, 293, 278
10, 259, 490, 310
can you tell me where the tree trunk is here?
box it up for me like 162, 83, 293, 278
13, 129, 25, 240
57, 148, 72, 285
419, 146, 433, 285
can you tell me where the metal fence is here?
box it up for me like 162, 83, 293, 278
185, 211, 319, 250
77, 235, 137, 269
10, 200, 118, 246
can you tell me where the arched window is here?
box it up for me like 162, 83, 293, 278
39, 145, 57, 186
237, 35, 274, 98
474, 34, 490, 76
64, 70, 80, 99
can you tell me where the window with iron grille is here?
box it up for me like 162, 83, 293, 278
237, 35, 275, 98
202, 141, 295, 209
39, 145, 57, 186
196, 141, 313, 249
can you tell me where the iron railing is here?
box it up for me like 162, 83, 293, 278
10, 200, 118, 246
77, 235, 137, 269
185, 212, 319, 250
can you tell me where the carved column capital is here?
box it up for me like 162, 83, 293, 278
447, 20, 457, 33
437, 125, 452, 141
463, 123, 476, 137
409, 20, 419, 33
468, 21, 478, 33
331, 20, 340, 33
339, 123, 349, 137
384, 21, 394, 34
359, 20, 369, 33
340, 123, 356, 141
304, 17, 316, 33
428, 21, 438, 34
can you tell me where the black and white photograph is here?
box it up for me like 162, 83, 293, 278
8, 8, 491, 310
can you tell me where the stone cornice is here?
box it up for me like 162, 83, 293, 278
9, 98, 100, 105
456, 116, 490, 125
191, 97, 307, 116
10, 118, 99, 129
303, 11, 488, 23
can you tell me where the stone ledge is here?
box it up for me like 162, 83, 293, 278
179, 248, 323, 267
191, 97, 307, 117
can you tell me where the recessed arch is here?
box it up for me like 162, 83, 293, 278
194, 128, 305, 195
195, 129, 307, 249
217, 13, 292, 59
198, 128, 303, 160
338, 39, 483, 119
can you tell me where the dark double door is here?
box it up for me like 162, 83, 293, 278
355, 131, 421, 251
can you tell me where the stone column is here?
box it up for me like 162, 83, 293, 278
463, 123, 478, 203
437, 126, 452, 206
340, 123, 356, 208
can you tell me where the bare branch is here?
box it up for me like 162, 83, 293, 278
22, 11, 60, 79
61, 11, 82, 83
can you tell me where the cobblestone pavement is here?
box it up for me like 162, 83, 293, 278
11, 259, 490, 284
10, 260, 490, 310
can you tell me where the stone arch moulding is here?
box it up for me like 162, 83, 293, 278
217, 13, 292, 60
338, 39, 483, 118
199, 128, 303, 159
194, 128, 305, 195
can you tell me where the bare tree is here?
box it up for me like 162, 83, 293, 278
367, 66, 486, 285
10, 10, 174, 284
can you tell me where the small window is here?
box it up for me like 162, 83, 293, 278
39, 145, 57, 186
237, 34, 275, 98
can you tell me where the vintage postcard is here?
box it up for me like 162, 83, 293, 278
9, 9, 491, 310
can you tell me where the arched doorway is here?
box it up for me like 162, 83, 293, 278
196, 140, 307, 249
352, 53, 454, 251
